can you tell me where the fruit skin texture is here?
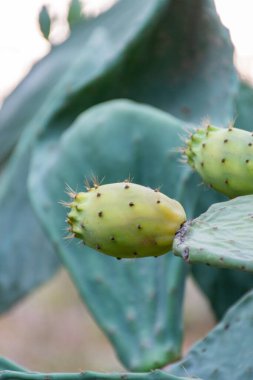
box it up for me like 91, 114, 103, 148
66, 182, 186, 259
185, 125, 253, 198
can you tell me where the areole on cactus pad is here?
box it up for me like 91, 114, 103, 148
184, 124, 253, 198
64, 181, 186, 259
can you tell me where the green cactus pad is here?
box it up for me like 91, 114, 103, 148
0, 371, 198, 380
170, 289, 253, 380
173, 194, 253, 273
66, 182, 186, 259
29, 100, 190, 371
185, 125, 253, 198
0, 357, 27, 372
0, 358, 199, 380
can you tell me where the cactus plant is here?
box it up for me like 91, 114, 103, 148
3, 0, 253, 379
0, 0, 236, 315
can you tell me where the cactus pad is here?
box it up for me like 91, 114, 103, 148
173, 194, 253, 273
0, 357, 200, 380
66, 182, 186, 259
28, 100, 189, 371
170, 289, 253, 380
185, 125, 253, 198
0, 355, 198, 380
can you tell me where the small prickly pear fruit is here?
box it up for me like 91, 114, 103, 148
65, 182, 186, 259
184, 124, 253, 198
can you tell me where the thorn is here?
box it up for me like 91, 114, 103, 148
249, 143, 252, 147
202, 116, 211, 129
177, 145, 186, 154
91, 173, 104, 188
84, 177, 91, 191
97, 192, 101, 197
178, 157, 188, 164
221, 158, 226, 163
124, 174, 134, 183
66, 216, 75, 224
117, 257, 122, 260
129, 202, 134, 207
137, 224, 142, 230
111, 236, 115, 241
224, 139, 228, 143
98, 211, 103, 217
228, 116, 237, 129
181, 124, 194, 137
124, 184, 130, 189
64, 234, 75, 240
96, 244, 101, 250
156, 200, 161, 204
65, 184, 77, 199
63, 226, 72, 233
59, 200, 72, 208
246, 159, 250, 163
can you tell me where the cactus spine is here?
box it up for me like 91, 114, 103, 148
65, 182, 186, 259
185, 124, 253, 198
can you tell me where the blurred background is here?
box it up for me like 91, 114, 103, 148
0, 0, 252, 372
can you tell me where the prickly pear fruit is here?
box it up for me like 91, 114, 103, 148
185, 124, 253, 198
65, 182, 186, 259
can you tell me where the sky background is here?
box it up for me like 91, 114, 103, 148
0, 0, 253, 104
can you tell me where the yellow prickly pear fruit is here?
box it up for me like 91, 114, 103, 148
185, 124, 253, 198
65, 182, 186, 259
